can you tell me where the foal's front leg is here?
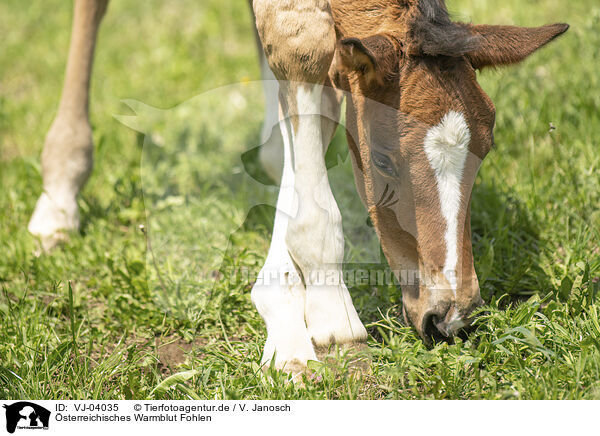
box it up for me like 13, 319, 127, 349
252, 0, 366, 374
251, 109, 317, 374
285, 84, 367, 348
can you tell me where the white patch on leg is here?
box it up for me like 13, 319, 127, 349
251, 254, 317, 372
28, 190, 79, 250
251, 115, 316, 373
423, 111, 470, 293
28, 118, 93, 250
287, 85, 367, 347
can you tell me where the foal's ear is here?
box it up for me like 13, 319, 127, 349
466, 23, 569, 70
338, 35, 398, 86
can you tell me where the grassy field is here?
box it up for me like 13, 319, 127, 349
1, 0, 599, 400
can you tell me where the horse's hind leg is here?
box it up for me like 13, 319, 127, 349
28, 0, 108, 250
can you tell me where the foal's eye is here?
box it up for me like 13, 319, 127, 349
371, 150, 397, 176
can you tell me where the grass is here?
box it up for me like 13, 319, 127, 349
1, 0, 599, 400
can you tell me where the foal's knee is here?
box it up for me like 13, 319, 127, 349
253, 0, 336, 84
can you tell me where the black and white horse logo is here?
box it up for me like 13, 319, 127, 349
2, 402, 50, 434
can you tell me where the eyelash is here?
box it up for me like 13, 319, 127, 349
371, 150, 397, 176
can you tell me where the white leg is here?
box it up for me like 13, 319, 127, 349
286, 85, 367, 347
251, 109, 316, 373
251, 0, 365, 373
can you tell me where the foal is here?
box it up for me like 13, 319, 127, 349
252, 0, 567, 373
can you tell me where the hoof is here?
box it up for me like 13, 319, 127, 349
28, 192, 78, 252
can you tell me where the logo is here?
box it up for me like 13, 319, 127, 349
2, 403, 50, 434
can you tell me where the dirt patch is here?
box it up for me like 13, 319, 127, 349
155, 335, 206, 372
87, 332, 207, 375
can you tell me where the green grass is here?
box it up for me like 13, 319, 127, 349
1, 0, 599, 400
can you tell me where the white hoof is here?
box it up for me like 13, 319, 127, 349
305, 282, 367, 347
28, 192, 79, 251
252, 259, 317, 373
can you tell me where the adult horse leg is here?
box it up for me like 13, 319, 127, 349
28, 0, 109, 250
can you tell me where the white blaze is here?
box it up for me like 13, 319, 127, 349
423, 111, 470, 293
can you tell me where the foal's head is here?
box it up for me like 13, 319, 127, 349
331, 0, 568, 342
